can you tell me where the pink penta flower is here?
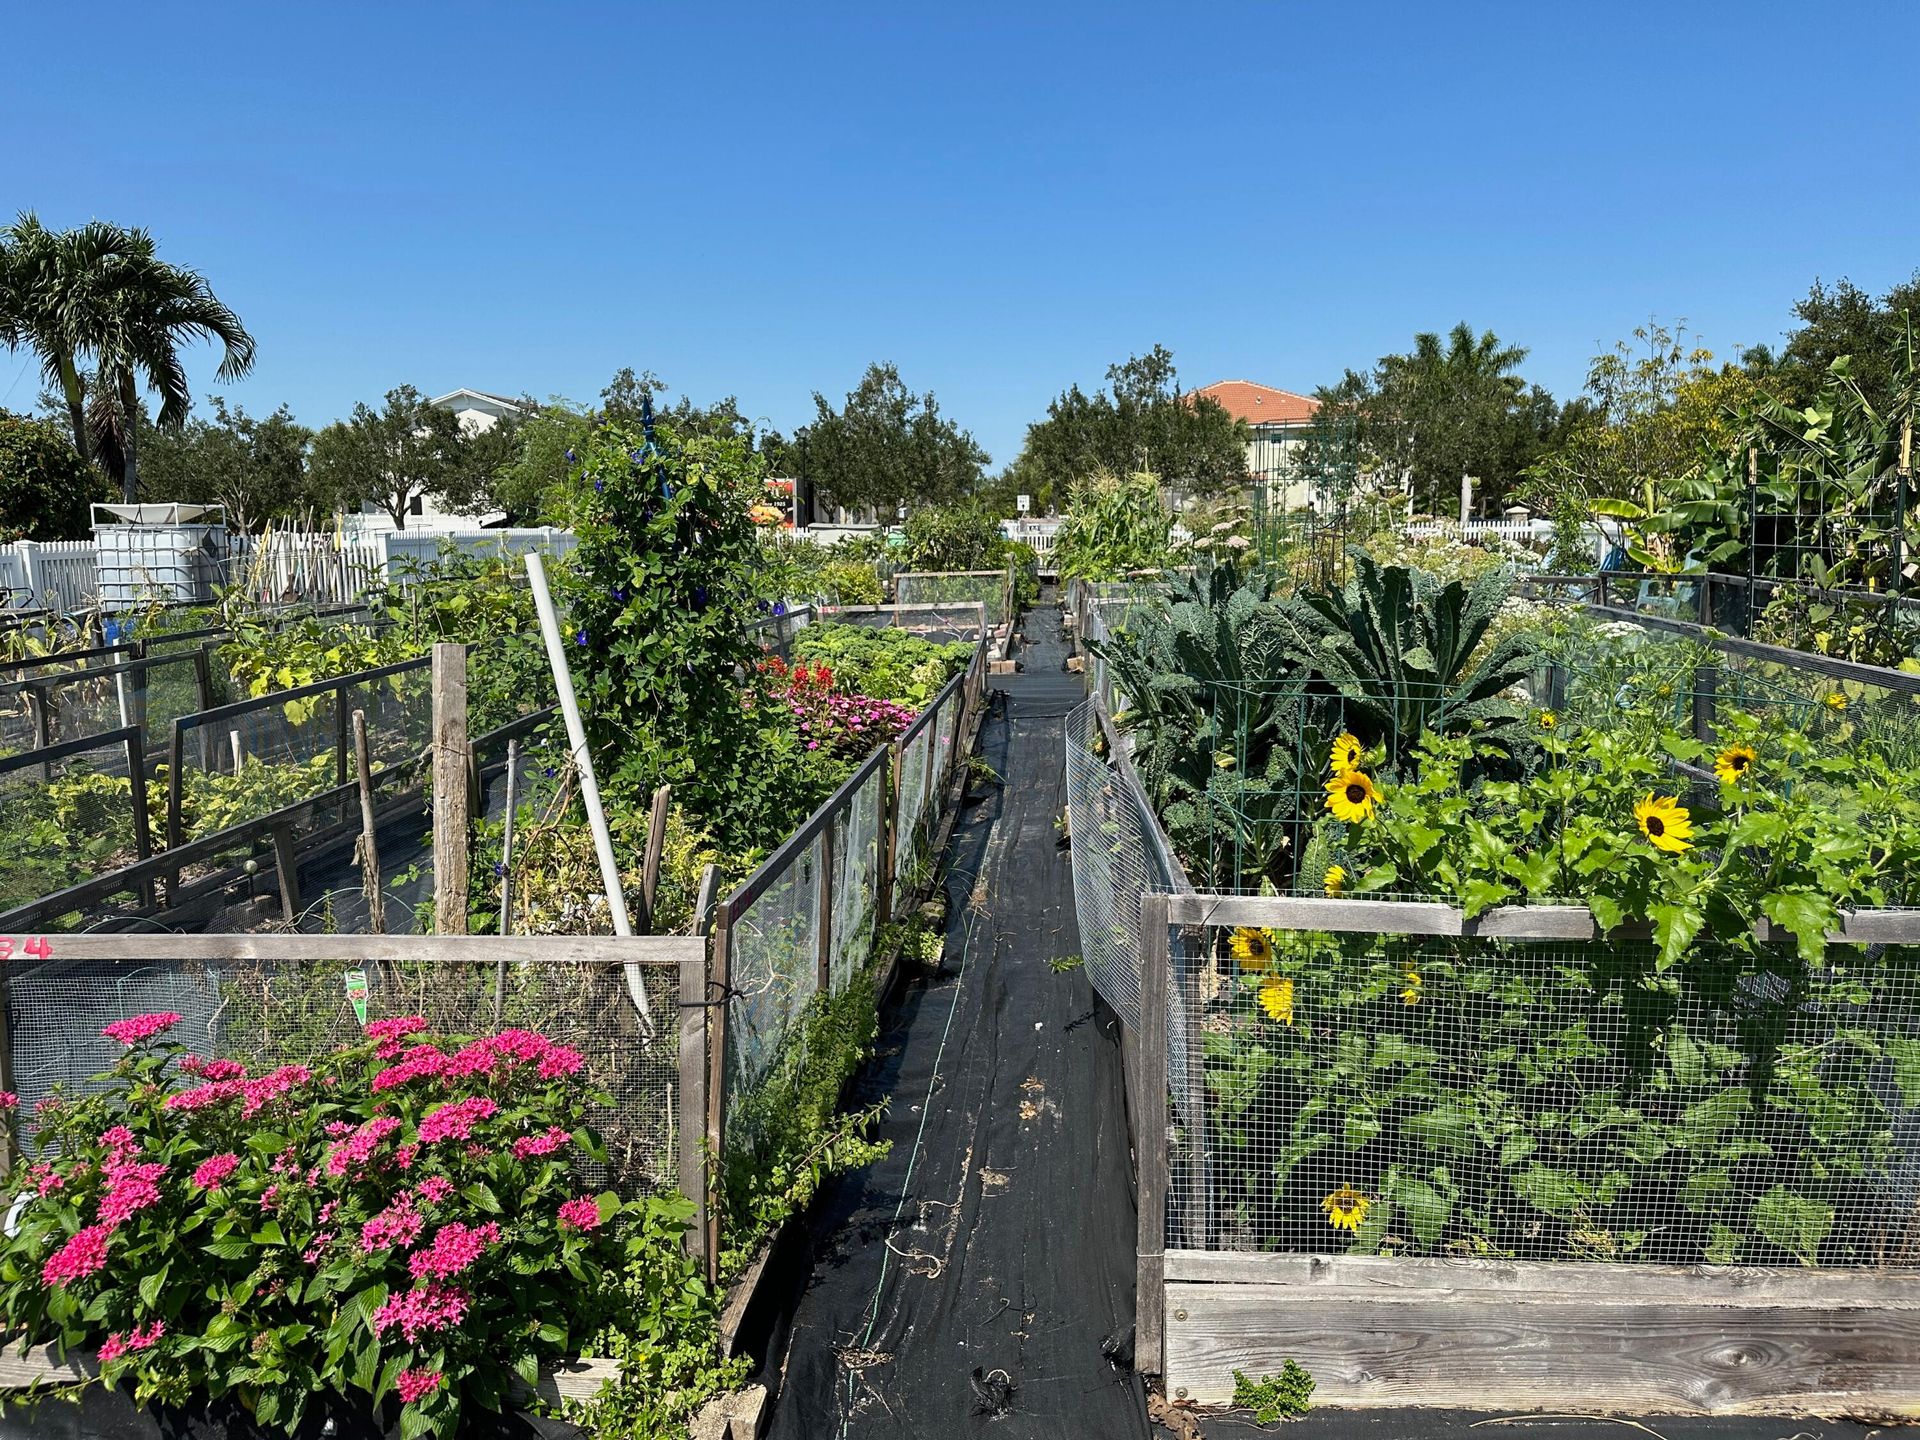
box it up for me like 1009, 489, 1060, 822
191, 1153, 241, 1191
396, 1368, 443, 1404
0, 1091, 15, 1109
512, 1126, 572, 1160
360, 1195, 425, 1254
98, 1162, 166, 1226
372, 1282, 470, 1344
408, 1222, 500, 1280
417, 1096, 497, 1145
42, 1224, 113, 1287
99, 1126, 138, 1155
102, 1013, 181, 1046
557, 1197, 604, 1232
325, 1116, 402, 1178
129, 1321, 164, 1350
536, 1045, 585, 1080
414, 1176, 455, 1206
97, 1333, 129, 1365
372, 1045, 452, 1091
368, 1016, 431, 1060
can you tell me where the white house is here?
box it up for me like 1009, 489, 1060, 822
349, 388, 526, 532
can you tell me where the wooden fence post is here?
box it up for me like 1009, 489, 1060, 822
1137, 892, 1170, 1377
351, 709, 385, 935
431, 643, 470, 935
637, 784, 671, 933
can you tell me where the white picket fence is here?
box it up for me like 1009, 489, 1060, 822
0, 526, 576, 615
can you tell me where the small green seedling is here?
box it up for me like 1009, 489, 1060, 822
1232, 1361, 1314, 1421
1047, 954, 1084, 974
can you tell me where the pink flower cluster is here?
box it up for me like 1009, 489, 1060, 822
191, 1152, 241, 1191
360, 1193, 426, 1254
409, 1221, 500, 1280
164, 1064, 310, 1118
179, 1055, 245, 1081
512, 1126, 572, 1160
101, 1013, 180, 1047
415, 1175, 455, 1206
557, 1196, 604, 1232
95, 1128, 165, 1227
371, 1044, 452, 1092
395, 1368, 443, 1404
444, 1029, 585, 1083
368, 1015, 430, 1058
42, 1223, 113, 1286
325, 1115, 402, 1178
417, 1097, 497, 1145
97, 1321, 163, 1365
373, 1281, 470, 1344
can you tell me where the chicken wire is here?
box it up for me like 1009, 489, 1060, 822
893, 571, 1010, 629
9, 649, 210, 752
0, 731, 149, 921
892, 720, 932, 890
724, 830, 825, 1150
828, 757, 887, 994
2, 949, 683, 1196
1160, 911, 1920, 1270
168, 661, 432, 849
1062, 698, 1190, 1033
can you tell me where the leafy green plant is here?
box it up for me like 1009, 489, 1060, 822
1232, 1362, 1314, 1421
790, 625, 971, 708
0, 1012, 651, 1438
1052, 469, 1175, 581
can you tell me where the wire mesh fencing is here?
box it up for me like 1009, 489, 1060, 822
1063, 697, 1191, 1032
0, 729, 152, 920
1153, 897, 1920, 1271
893, 570, 1012, 630
828, 753, 889, 995
2, 938, 687, 1198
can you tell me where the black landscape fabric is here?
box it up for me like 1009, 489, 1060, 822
765, 597, 1151, 1440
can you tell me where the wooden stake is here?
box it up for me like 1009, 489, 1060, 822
431, 643, 470, 935
351, 708, 384, 935
638, 784, 671, 933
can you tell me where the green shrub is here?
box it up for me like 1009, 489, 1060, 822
790, 625, 971, 708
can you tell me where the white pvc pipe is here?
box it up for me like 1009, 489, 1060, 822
523, 552, 653, 1035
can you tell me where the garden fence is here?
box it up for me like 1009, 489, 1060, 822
1133, 892, 1920, 1413
701, 634, 988, 1275
0, 646, 213, 758
0, 933, 696, 1201
893, 568, 1014, 630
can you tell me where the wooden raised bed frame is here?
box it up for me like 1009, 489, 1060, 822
1137, 891, 1920, 1419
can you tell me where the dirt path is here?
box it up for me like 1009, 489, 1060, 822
765, 595, 1149, 1440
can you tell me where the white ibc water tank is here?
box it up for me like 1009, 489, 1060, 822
91, 503, 229, 610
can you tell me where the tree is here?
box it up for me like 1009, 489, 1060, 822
1773, 272, 1920, 414
1010, 345, 1248, 500
139, 396, 314, 532
0, 409, 104, 541
491, 398, 594, 526
1318, 323, 1557, 514
308, 386, 464, 529
790, 362, 987, 515
0, 212, 254, 502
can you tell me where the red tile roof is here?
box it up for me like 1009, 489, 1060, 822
1193, 380, 1320, 428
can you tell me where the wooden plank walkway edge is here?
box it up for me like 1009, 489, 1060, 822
1160, 1249, 1920, 1417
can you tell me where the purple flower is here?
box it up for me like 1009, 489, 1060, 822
612, 588, 626, 602
594, 479, 605, 493
565, 448, 576, 463
773, 601, 787, 618
492, 861, 506, 878
542, 766, 557, 779
575, 629, 589, 646
692, 585, 708, 611
629, 449, 645, 463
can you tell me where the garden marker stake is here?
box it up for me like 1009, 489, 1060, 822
524, 551, 654, 1037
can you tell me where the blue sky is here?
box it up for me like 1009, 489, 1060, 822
5, 2, 1918, 466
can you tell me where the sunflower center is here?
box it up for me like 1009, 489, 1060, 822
1731, 754, 1749, 771
1647, 815, 1665, 837
1346, 782, 1365, 803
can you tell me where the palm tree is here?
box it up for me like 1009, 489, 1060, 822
0, 212, 255, 502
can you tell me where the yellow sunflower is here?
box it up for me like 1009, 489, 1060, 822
1257, 975, 1295, 1025
1229, 927, 1273, 973
1400, 969, 1423, 1005
1324, 770, 1380, 823
1634, 793, 1693, 854
1328, 732, 1365, 774
1323, 864, 1347, 898
1536, 709, 1558, 730
1824, 692, 1849, 713
1321, 1185, 1371, 1233
1712, 744, 1757, 786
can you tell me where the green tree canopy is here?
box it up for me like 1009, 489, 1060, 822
1312, 323, 1563, 515
138, 396, 314, 533
0, 409, 104, 541
308, 385, 465, 529
790, 362, 987, 515
1769, 272, 1920, 415
1010, 345, 1248, 500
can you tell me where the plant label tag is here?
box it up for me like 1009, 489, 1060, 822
345, 968, 369, 1026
